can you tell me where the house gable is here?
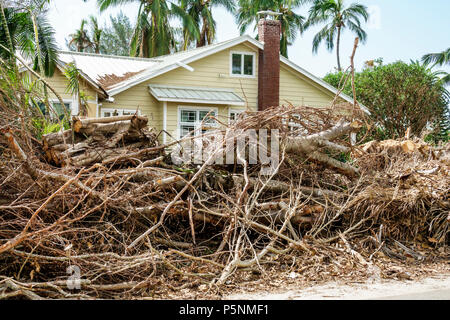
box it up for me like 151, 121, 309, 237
28, 67, 100, 117
150, 43, 259, 108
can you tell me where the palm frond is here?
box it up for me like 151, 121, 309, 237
422, 48, 450, 66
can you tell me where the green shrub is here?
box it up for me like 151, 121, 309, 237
324, 60, 450, 142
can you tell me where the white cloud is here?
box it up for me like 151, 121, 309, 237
367, 5, 382, 30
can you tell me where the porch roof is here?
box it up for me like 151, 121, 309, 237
149, 84, 245, 106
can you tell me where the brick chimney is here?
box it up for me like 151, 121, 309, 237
257, 13, 281, 111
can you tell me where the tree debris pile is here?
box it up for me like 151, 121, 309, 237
0, 104, 448, 299
42, 115, 159, 167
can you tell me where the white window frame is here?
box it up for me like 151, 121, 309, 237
41, 99, 72, 119
101, 108, 141, 117
178, 106, 219, 139
228, 108, 245, 124
229, 51, 256, 78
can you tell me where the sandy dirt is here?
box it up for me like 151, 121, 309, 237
226, 273, 450, 300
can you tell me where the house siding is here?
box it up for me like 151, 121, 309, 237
279, 65, 339, 107
30, 68, 98, 116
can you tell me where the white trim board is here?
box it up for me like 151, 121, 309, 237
163, 101, 167, 144
100, 108, 141, 117
153, 97, 245, 106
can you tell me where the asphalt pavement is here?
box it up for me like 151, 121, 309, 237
374, 288, 450, 300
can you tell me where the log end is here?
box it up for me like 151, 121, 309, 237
72, 117, 82, 133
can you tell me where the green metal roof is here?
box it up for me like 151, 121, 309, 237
149, 84, 245, 106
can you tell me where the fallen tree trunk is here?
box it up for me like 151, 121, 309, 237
42, 129, 73, 150
41, 115, 158, 167
232, 175, 345, 198
72, 115, 147, 133
285, 119, 362, 177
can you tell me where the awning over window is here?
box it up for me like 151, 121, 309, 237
149, 84, 245, 106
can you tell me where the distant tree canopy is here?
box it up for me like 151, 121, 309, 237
323, 60, 450, 142
100, 11, 134, 56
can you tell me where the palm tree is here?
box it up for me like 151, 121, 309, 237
422, 48, 450, 85
236, 0, 306, 58
0, 3, 58, 76
133, 1, 175, 57
63, 62, 90, 116
178, 0, 235, 50
306, 0, 368, 71
68, 19, 93, 52
89, 15, 102, 54
97, 0, 194, 57
236, 0, 310, 58
423, 48, 450, 66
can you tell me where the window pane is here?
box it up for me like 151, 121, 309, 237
104, 112, 111, 117
36, 102, 46, 115
230, 111, 242, 121
123, 111, 132, 116
53, 103, 71, 119
181, 125, 195, 137
243, 55, 253, 75
199, 110, 216, 124
181, 110, 196, 122
230, 111, 244, 123
232, 54, 242, 74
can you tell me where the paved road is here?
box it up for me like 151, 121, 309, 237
227, 275, 450, 300
375, 288, 450, 300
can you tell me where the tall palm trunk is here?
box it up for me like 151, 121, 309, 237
139, 27, 149, 57
31, 13, 45, 75
336, 26, 341, 71
31, 11, 51, 116
0, 2, 14, 59
198, 15, 208, 47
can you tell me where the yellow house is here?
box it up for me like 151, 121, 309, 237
30, 17, 365, 144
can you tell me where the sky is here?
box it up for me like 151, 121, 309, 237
47, 0, 450, 78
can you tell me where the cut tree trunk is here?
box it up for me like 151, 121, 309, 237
42, 115, 158, 167
72, 115, 147, 133
285, 119, 362, 177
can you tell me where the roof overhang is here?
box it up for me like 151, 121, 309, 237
56, 61, 108, 99
149, 84, 245, 106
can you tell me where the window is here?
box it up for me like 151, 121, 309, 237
231, 52, 255, 77
179, 107, 218, 138
101, 108, 139, 117
37, 101, 71, 120
229, 109, 244, 123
